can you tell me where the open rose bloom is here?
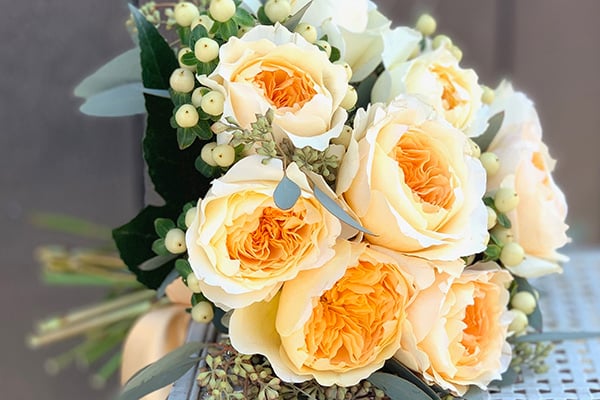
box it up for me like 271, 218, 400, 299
81, 2, 571, 399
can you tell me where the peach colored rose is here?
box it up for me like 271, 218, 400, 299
486, 82, 569, 277
372, 45, 486, 136
337, 95, 488, 262
203, 24, 348, 151
230, 242, 434, 386
185, 155, 341, 310
395, 262, 513, 395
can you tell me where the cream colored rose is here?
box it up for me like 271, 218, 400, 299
185, 155, 341, 310
395, 262, 513, 395
486, 83, 569, 278
231, 241, 426, 386
337, 96, 488, 261
372, 45, 486, 136
204, 24, 348, 151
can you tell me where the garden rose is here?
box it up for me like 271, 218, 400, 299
230, 241, 418, 386
372, 44, 486, 136
185, 155, 341, 310
486, 83, 569, 277
395, 262, 513, 395
203, 24, 348, 150
337, 96, 488, 261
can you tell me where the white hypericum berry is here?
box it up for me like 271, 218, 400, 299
468, 139, 481, 158
491, 225, 513, 244
212, 144, 236, 167
500, 242, 525, 267
432, 34, 452, 49
194, 37, 219, 63
165, 228, 187, 254
174, 2, 200, 27
264, 0, 291, 23
486, 206, 497, 230
508, 309, 528, 334
185, 207, 197, 228
334, 60, 353, 81
511, 291, 537, 315
416, 13, 437, 36
480, 152, 500, 176
294, 23, 317, 43
191, 88, 204, 108
175, 104, 200, 128
200, 91, 225, 116
315, 40, 332, 57
169, 68, 196, 93
209, 0, 236, 22
494, 187, 519, 213
340, 85, 358, 110
186, 272, 202, 293
481, 85, 495, 104
191, 301, 214, 323
331, 124, 353, 148
200, 142, 218, 166
177, 47, 195, 70
450, 45, 463, 62
191, 14, 214, 32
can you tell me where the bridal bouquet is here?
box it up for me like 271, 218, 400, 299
36, 0, 573, 399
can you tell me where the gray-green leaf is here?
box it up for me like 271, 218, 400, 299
512, 331, 600, 343
138, 254, 177, 271
474, 111, 505, 152
368, 372, 433, 400
274, 176, 301, 210
313, 186, 374, 235
283, 0, 313, 31
79, 83, 146, 117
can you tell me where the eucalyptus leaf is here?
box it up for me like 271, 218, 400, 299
313, 186, 374, 235
512, 331, 600, 343
118, 342, 207, 400
79, 83, 146, 117
283, 0, 313, 31
474, 111, 505, 151
138, 254, 177, 272
356, 73, 377, 110
274, 176, 301, 210
74, 48, 141, 98
156, 268, 181, 298
383, 359, 440, 400
143, 88, 171, 98
490, 367, 518, 387
367, 372, 433, 400
462, 386, 490, 400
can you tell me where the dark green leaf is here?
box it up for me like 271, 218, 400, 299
156, 268, 181, 298
474, 111, 505, 152
190, 121, 214, 139
212, 19, 238, 41
356, 73, 377, 110
513, 277, 543, 332
197, 59, 219, 76
128, 5, 178, 90
169, 89, 192, 107
497, 213, 512, 229
283, 1, 313, 31
256, 6, 272, 25
118, 342, 208, 400
152, 238, 169, 256
483, 196, 495, 208
113, 205, 180, 289
138, 254, 178, 272
313, 186, 374, 235
232, 7, 255, 27
177, 25, 192, 46
368, 372, 433, 400
175, 259, 193, 278
483, 244, 501, 260
491, 367, 518, 387
329, 46, 341, 63
154, 218, 175, 237
195, 154, 221, 178
189, 24, 209, 48
383, 359, 440, 400
512, 331, 600, 343
180, 51, 198, 67
177, 127, 198, 149
274, 176, 301, 210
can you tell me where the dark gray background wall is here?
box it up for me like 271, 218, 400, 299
1, 1, 598, 398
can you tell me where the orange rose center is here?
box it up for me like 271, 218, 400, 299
532, 151, 551, 187
430, 66, 465, 111
303, 260, 404, 368
226, 206, 309, 274
461, 296, 486, 358
394, 130, 455, 209
253, 64, 317, 109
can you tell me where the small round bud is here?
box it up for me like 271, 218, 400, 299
209, 0, 236, 22
191, 87, 204, 108
212, 144, 236, 167
511, 291, 537, 315
175, 104, 200, 128
315, 40, 332, 57
500, 242, 525, 267
480, 152, 500, 176
340, 85, 358, 110
191, 301, 214, 323
334, 60, 353, 81
195, 37, 219, 63
186, 272, 202, 293
486, 206, 497, 230
185, 207, 197, 228
264, 0, 291, 23
450, 45, 463, 62
169, 68, 196, 93
491, 225, 513, 244
331, 125, 353, 148
468, 139, 481, 158
191, 14, 214, 32
432, 34, 452, 49
494, 187, 519, 213
174, 2, 200, 27
416, 14, 437, 36
178, 47, 196, 70
201, 142, 219, 166
200, 91, 225, 116
294, 23, 318, 43
509, 309, 529, 334
481, 85, 495, 105
165, 228, 187, 254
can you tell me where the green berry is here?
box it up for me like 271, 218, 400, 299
416, 14, 436, 36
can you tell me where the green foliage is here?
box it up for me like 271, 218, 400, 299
474, 111, 505, 152
211, 19, 239, 41
256, 6, 272, 25
283, 1, 313, 31
329, 46, 341, 63
273, 176, 301, 210
175, 259, 193, 279
383, 359, 441, 400
232, 7, 255, 27
195, 154, 221, 178
154, 218, 175, 238
512, 277, 543, 332
368, 372, 435, 400
497, 212, 512, 229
